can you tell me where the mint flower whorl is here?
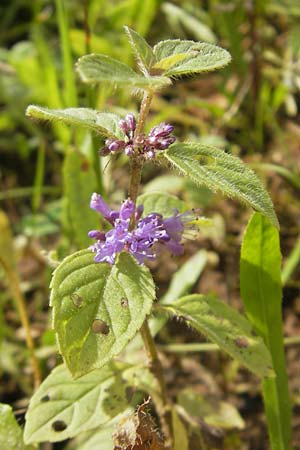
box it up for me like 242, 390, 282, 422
88, 194, 188, 265
99, 114, 176, 159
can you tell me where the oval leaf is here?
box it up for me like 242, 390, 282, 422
50, 250, 155, 377
76, 54, 171, 89
164, 142, 278, 227
153, 40, 231, 76
162, 294, 274, 378
24, 362, 134, 444
137, 191, 185, 217
26, 106, 124, 139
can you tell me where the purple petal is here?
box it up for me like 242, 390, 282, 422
125, 113, 136, 132
90, 193, 112, 221
119, 199, 135, 220
88, 230, 106, 240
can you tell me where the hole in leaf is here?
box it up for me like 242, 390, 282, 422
92, 319, 110, 335
70, 292, 84, 308
120, 297, 129, 308
40, 395, 50, 402
234, 337, 249, 348
193, 155, 215, 165
52, 420, 67, 432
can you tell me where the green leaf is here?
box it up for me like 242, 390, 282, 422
178, 388, 245, 430
137, 191, 185, 217
0, 403, 34, 450
162, 294, 274, 378
63, 152, 98, 248
76, 54, 171, 89
50, 250, 155, 377
124, 26, 155, 72
153, 40, 231, 76
164, 142, 278, 228
65, 424, 115, 450
161, 250, 208, 304
172, 408, 189, 450
26, 106, 124, 139
24, 362, 135, 444
240, 213, 292, 450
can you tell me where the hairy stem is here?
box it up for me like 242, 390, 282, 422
128, 89, 173, 446
140, 321, 172, 447
0, 257, 41, 388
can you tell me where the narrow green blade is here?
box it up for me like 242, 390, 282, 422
240, 213, 292, 450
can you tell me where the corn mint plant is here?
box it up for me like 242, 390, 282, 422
22, 27, 290, 449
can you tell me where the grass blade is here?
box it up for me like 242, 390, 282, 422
240, 212, 292, 450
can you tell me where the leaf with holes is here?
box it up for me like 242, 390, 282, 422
26, 106, 124, 139
164, 142, 278, 227
23, 362, 137, 444
162, 294, 274, 378
152, 40, 231, 76
50, 250, 155, 378
124, 26, 155, 73
137, 192, 185, 217
76, 54, 171, 89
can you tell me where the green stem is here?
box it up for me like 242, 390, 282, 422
56, 0, 77, 107
32, 139, 46, 213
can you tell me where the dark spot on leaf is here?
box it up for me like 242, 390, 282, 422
70, 292, 84, 308
80, 159, 90, 171
234, 337, 249, 348
40, 394, 50, 402
120, 297, 128, 308
52, 420, 67, 432
92, 319, 110, 335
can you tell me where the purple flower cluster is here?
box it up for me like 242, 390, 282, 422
100, 114, 176, 159
88, 193, 186, 264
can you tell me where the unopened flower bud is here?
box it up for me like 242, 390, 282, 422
108, 140, 125, 152
125, 145, 134, 156
125, 113, 136, 132
119, 119, 129, 135
88, 230, 106, 240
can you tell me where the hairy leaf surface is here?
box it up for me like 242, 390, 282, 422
162, 294, 274, 378
24, 363, 135, 443
153, 40, 231, 76
137, 191, 185, 217
164, 143, 278, 227
76, 54, 171, 89
240, 213, 291, 449
124, 26, 155, 72
26, 106, 124, 139
50, 250, 155, 377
